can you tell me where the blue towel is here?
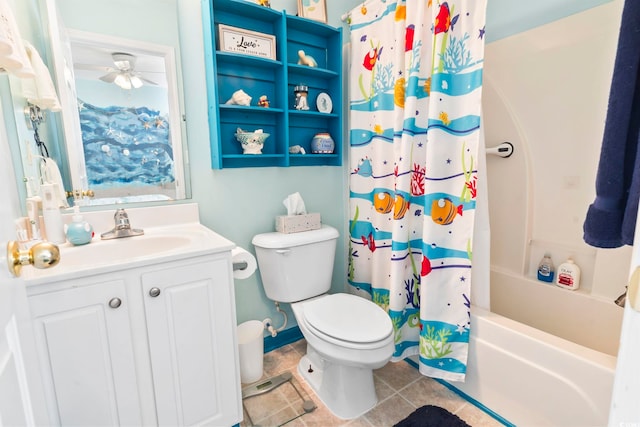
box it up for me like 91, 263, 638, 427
584, 0, 640, 248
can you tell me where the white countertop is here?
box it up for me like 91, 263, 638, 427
20, 203, 236, 285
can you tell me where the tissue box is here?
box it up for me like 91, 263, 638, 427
275, 213, 321, 233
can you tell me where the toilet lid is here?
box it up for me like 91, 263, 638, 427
303, 294, 392, 344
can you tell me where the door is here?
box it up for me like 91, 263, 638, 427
142, 256, 242, 427
28, 279, 142, 426
0, 268, 48, 426
609, 207, 640, 425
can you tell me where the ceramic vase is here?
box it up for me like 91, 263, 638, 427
310, 133, 334, 154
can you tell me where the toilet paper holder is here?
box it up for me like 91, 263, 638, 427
233, 261, 248, 271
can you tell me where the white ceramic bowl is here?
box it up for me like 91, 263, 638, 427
235, 132, 270, 154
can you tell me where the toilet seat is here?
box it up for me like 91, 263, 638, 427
301, 293, 393, 348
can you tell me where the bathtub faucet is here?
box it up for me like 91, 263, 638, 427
614, 287, 627, 308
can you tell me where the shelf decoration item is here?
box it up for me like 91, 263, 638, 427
316, 92, 332, 113
297, 0, 327, 23
218, 24, 276, 60
289, 145, 306, 154
225, 89, 252, 106
258, 95, 270, 107
235, 128, 270, 154
310, 132, 334, 154
297, 50, 317, 67
294, 84, 310, 110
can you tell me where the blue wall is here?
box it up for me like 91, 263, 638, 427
8, 0, 614, 332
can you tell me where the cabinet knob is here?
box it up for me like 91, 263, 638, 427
109, 297, 122, 309
149, 287, 161, 297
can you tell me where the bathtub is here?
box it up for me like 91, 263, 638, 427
449, 270, 621, 426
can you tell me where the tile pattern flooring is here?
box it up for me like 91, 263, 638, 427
241, 339, 505, 427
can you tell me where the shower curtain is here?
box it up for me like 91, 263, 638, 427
348, 0, 487, 381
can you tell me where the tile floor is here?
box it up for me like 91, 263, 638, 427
240, 339, 505, 427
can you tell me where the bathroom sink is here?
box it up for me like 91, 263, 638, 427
60, 235, 193, 267
20, 222, 236, 283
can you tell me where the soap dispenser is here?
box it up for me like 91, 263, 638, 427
556, 257, 581, 290
65, 205, 94, 246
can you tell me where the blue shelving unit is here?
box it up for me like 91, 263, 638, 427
202, 0, 343, 169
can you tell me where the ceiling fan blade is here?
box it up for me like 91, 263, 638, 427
75, 63, 115, 73
99, 72, 119, 83
139, 76, 158, 86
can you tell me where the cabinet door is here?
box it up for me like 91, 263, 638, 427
142, 258, 241, 426
29, 280, 142, 426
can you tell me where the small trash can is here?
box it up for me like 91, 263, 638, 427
237, 320, 264, 383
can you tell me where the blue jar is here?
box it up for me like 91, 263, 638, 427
310, 133, 335, 154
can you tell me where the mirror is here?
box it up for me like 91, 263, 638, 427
17, 0, 190, 207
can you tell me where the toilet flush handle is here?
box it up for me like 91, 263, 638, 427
276, 249, 291, 255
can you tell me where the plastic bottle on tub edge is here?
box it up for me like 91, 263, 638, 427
537, 253, 555, 283
556, 257, 580, 290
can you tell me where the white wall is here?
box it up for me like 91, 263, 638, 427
483, 0, 631, 300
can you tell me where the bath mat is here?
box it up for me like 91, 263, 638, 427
394, 405, 470, 427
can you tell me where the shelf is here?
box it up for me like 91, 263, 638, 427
212, 0, 282, 23
289, 110, 338, 118
220, 105, 284, 114
287, 64, 338, 79
216, 52, 282, 68
203, 0, 343, 169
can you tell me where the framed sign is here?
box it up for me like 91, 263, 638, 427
297, 0, 327, 23
218, 24, 276, 60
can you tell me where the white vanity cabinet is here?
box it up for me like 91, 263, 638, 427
28, 277, 143, 426
26, 252, 242, 427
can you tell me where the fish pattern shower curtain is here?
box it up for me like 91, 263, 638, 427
348, 0, 487, 381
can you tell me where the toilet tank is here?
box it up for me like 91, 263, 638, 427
251, 225, 339, 303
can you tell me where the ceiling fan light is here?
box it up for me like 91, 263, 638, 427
130, 75, 143, 89
114, 73, 132, 90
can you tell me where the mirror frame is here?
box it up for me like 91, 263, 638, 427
41, 0, 188, 206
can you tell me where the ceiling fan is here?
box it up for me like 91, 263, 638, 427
96, 52, 158, 90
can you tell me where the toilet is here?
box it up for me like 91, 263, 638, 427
251, 225, 394, 419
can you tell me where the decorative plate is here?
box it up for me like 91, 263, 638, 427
316, 92, 333, 113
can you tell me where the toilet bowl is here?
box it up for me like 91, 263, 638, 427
292, 293, 394, 419
251, 225, 394, 419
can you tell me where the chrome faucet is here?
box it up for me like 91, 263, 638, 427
101, 208, 144, 240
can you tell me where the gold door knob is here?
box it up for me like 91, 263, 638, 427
6, 241, 60, 277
